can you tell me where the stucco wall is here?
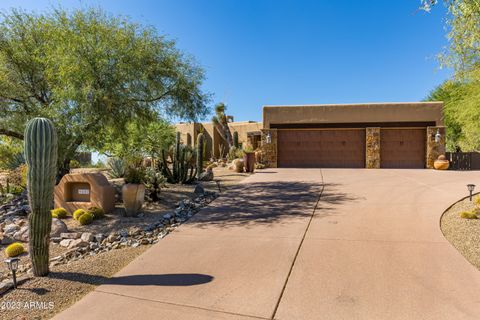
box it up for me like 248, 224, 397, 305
263, 102, 444, 128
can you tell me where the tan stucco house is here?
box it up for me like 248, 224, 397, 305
176, 102, 445, 169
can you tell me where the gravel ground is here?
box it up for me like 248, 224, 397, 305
1, 245, 150, 320
0, 165, 249, 319
441, 195, 480, 270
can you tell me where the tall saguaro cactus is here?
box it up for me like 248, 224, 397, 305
24, 118, 58, 276
197, 133, 204, 178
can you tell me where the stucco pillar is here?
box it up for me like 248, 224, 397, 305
260, 129, 277, 168
366, 127, 381, 169
426, 126, 446, 169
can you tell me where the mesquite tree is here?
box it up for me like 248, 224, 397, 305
24, 118, 58, 276
0, 8, 209, 181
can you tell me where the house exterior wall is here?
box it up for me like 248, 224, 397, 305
263, 102, 444, 129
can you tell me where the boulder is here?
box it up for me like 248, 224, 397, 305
80, 232, 94, 242
13, 226, 29, 242
198, 170, 214, 181
232, 159, 244, 173
68, 239, 89, 249
193, 184, 205, 196
59, 239, 73, 247
60, 232, 81, 239
51, 219, 68, 237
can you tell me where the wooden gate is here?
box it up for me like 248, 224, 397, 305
446, 152, 480, 170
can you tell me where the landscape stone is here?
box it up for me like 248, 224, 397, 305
59, 239, 73, 247
51, 219, 68, 237
194, 184, 205, 195
4, 223, 19, 234
60, 232, 80, 239
80, 232, 94, 242
68, 239, 89, 249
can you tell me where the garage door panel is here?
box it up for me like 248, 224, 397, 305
278, 130, 366, 168
380, 129, 426, 168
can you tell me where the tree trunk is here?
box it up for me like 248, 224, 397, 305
56, 158, 71, 184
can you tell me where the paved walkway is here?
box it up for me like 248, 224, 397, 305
54, 169, 480, 320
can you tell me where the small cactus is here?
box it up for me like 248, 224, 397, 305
5, 242, 25, 257
197, 133, 204, 178
78, 212, 94, 225
233, 131, 239, 148
51, 208, 68, 219
88, 206, 105, 219
24, 117, 58, 276
73, 209, 87, 221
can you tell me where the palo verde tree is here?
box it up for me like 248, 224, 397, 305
0, 8, 210, 180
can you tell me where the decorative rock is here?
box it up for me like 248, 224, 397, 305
0, 281, 13, 295
59, 239, 73, 247
51, 218, 68, 237
4, 223, 19, 235
194, 184, 205, 195
68, 239, 89, 249
198, 170, 214, 181
60, 232, 80, 239
13, 226, 29, 242
163, 213, 172, 220
95, 233, 105, 243
81, 232, 94, 242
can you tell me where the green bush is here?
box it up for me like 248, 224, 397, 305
88, 206, 105, 219
124, 166, 146, 184
5, 242, 25, 257
51, 208, 68, 219
73, 209, 87, 220
460, 211, 478, 219
78, 212, 94, 225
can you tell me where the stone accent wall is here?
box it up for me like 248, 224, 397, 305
426, 126, 446, 169
366, 127, 381, 169
260, 129, 277, 168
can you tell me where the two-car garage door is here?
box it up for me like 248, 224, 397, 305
277, 128, 426, 168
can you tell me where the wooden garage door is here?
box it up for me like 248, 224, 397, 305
380, 128, 426, 168
277, 129, 366, 168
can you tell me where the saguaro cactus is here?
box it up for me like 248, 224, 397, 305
24, 118, 58, 276
197, 133, 204, 178
233, 131, 239, 148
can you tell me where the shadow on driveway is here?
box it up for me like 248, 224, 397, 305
49, 272, 214, 286
187, 181, 361, 229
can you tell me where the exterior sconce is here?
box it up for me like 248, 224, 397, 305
434, 129, 441, 143
467, 184, 476, 201
265, 132, 272, 144
4, 257, 20, 288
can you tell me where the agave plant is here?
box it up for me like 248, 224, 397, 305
107, 157, 126, 178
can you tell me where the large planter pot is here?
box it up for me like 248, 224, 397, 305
434, 160, 450, 170
243, 152, 256, 173
122, 183, 145, 217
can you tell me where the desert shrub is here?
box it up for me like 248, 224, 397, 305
78, 212, 94, 225
460, 211, 478, 219
69, 159, 81, 168
5, 242, 25, 257
107, 157, 127, 178
51, 208, 68, 219
73, 209, 87, 220
124, 166, 146, 184
474, 196, 480, 206
144, 167, 166, 202
88, 206, 105, 219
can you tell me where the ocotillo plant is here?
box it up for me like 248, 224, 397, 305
197, 133, 204, 178
233, 131, 239, 148
24, 118, 58, 276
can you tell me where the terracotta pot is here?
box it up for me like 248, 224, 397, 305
433, 160, 449, 170
122, 183, 145, 217
243, 152, 256, 173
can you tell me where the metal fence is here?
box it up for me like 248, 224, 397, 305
446, 152, 480, 170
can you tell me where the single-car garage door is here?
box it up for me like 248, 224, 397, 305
380, 128, 426, 168
277, 129, 366, 168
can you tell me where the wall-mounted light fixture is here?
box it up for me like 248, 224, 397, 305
265, 132, 272, 144
434, 129, 441, 143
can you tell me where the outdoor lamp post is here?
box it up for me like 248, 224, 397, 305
467, 184, 476, 202
435, 129, 441, 143
4, 257, 20, 288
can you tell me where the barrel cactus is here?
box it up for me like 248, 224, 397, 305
5, 242, 26, 257
233, 131, 239, 148
78, 212, 94, 225
73, 208, 87, 220
24, 118, 58, 276
197, 133, 204, 178
87, 206, 105, 219
51, 208, 68, 219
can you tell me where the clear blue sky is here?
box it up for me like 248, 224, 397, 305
0, 0, 450, 122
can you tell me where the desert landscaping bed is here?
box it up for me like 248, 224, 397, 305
441, 195, 480, 270
0, 166, 249, 320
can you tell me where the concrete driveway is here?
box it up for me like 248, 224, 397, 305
54, 169, 480, 320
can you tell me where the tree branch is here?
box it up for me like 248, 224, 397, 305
0, 128, 24, 140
